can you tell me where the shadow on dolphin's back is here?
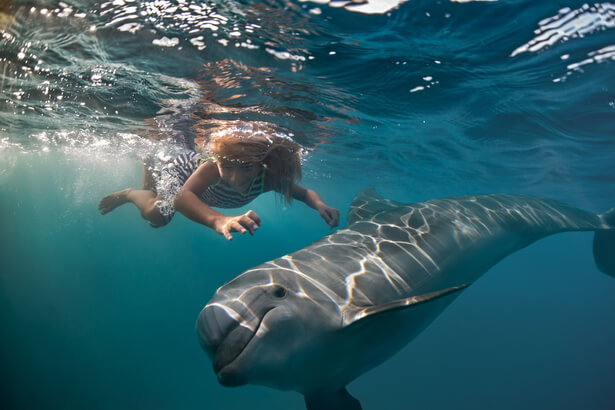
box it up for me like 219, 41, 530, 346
196, 187, 615, 410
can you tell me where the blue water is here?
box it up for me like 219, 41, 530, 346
1, 0, 614, 409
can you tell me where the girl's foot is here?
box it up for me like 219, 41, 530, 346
98, 189, 133, 214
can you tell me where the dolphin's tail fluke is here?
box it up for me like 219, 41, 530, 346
593, 207, 615, 277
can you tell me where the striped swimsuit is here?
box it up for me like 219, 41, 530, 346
153, 151, 267, 227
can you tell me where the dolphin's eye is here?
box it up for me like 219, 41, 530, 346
272, 286, 286, 298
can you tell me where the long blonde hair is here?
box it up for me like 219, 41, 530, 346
202, 122, 303, 204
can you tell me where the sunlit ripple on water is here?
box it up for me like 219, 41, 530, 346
511, 3, 615, 57
95, 0, 316, 67
0, 0, 613, 201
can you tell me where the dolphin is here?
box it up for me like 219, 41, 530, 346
196, 188, 615, 410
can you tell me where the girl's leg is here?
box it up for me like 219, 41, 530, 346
98, 189, 165, 226
98, 158, 166, 226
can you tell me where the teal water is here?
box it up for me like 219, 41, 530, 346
1, 0, 615, 409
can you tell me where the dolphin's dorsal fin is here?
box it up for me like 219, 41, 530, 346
343, 284, 469, 326
348, 186, 405, 225
304, 387, 362, 410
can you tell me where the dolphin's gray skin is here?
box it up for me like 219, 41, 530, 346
197, 188, 615, 410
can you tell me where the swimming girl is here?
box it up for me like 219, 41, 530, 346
98, 123, 340, 240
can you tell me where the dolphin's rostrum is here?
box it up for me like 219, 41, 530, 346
197, 188, 615, 409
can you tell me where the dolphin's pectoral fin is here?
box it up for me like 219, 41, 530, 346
304, 388, 362, 410
344, 284, 470, 326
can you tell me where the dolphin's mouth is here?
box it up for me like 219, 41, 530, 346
197, 305, 273, 385
212, 323, 255, 374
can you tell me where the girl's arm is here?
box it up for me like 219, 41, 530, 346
291, 184, 340, 228
174, 162, 261, 240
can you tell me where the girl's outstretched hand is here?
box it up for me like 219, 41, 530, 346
215, 210, 262, 240
318, 204, 340, 228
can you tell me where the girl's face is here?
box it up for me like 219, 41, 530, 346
216, 160, 262, 193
